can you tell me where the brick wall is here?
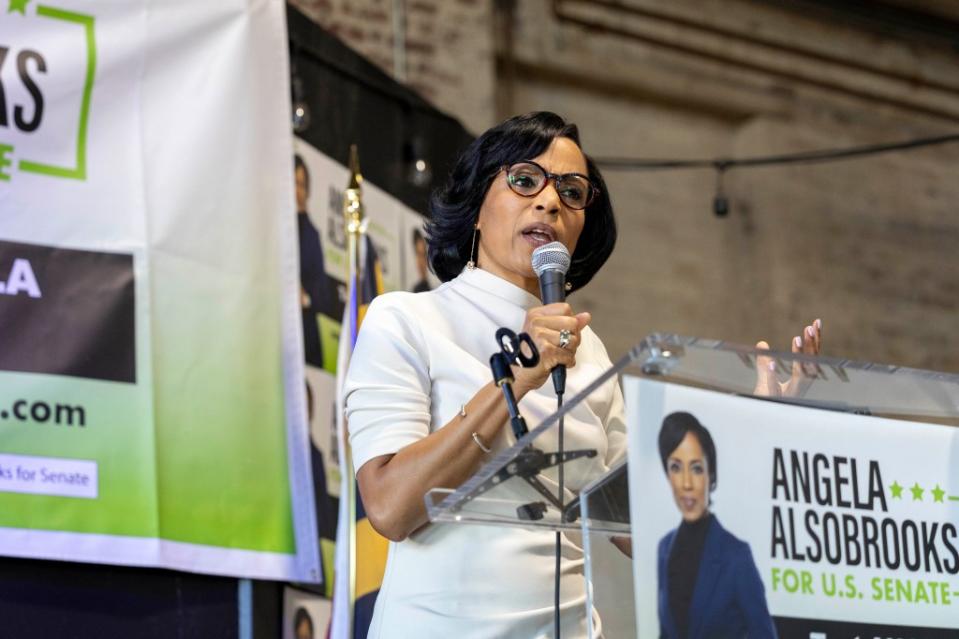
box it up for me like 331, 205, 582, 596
292, 0, 959, 373
498, 0, 959, 374
291, 0, 495, 134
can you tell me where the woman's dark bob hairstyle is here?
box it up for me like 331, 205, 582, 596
658, 411, 717, 492
425, 111, 616, 293
294, 153, 309, 190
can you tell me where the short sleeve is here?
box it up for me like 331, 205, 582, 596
344, 295, 432, 472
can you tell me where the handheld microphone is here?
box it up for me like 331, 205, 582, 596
531, 241, 571, 395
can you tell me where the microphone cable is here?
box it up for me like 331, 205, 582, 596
530, 241, 572, 638
554, 390, 564, 639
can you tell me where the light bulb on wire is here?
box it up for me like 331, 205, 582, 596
713, 162, 729, 218
291, 73, 310, 133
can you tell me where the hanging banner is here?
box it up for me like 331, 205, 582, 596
627, 378, 959, 638
292, 137, 424, 599
0, 0, 321, 581
292, 139, 404, 375
293, 137, 415, 492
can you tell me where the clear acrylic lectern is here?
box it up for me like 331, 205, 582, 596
425, 334, 959, 637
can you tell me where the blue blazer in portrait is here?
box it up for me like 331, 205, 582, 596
657, 516, 777, 639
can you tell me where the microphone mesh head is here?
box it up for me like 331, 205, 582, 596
531, 241, 571, 277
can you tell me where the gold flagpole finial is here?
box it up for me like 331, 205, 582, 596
347, 143, 363, 190
344, 144, 365, 236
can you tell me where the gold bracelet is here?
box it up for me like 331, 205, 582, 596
461, 404, 490, 453
471, 432, 492, 454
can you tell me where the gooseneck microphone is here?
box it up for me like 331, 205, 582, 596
531, 241, 571, 396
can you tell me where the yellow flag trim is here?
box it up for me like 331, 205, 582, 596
355, 517, 389, 599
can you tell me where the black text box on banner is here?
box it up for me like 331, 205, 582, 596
775, 616, 959, 639
0, 239, 135, 383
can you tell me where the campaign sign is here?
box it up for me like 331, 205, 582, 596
627, 378, 959, 638
0, 0, 320, 581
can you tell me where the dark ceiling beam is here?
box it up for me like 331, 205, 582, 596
552, 0, 959, 123
759, 0, 959, 52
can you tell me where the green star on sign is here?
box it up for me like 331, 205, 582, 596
932, 484, 945, 503
890, 481, 903, 499
910, 482, 924, 501
7, 0, 29, 15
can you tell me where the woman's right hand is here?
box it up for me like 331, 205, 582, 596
512, 302, 591, 397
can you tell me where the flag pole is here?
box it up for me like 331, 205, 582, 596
344, 144, 365, 346
341, 144, 364, 639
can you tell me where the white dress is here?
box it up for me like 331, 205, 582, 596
344, 267, 627, 639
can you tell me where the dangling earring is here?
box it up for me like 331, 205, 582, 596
466, 226, 479, 270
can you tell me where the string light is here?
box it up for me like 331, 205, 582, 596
290, 49, 310, 133
595, 133, 959, 217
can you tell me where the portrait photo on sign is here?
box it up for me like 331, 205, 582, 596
283, 586, 332, 639
628, 377, 959, 637
654, 410, 775, 638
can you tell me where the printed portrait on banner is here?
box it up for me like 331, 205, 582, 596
628, 378, 959, 639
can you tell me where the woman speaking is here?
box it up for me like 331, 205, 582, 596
344, 112, 623, 637
344, 111, 821, 637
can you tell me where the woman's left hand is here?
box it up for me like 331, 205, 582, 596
753, 318, 822, 398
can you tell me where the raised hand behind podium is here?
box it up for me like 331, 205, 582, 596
753, 318, 822, 397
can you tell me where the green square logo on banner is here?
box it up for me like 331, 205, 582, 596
0, 2, 95, 181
